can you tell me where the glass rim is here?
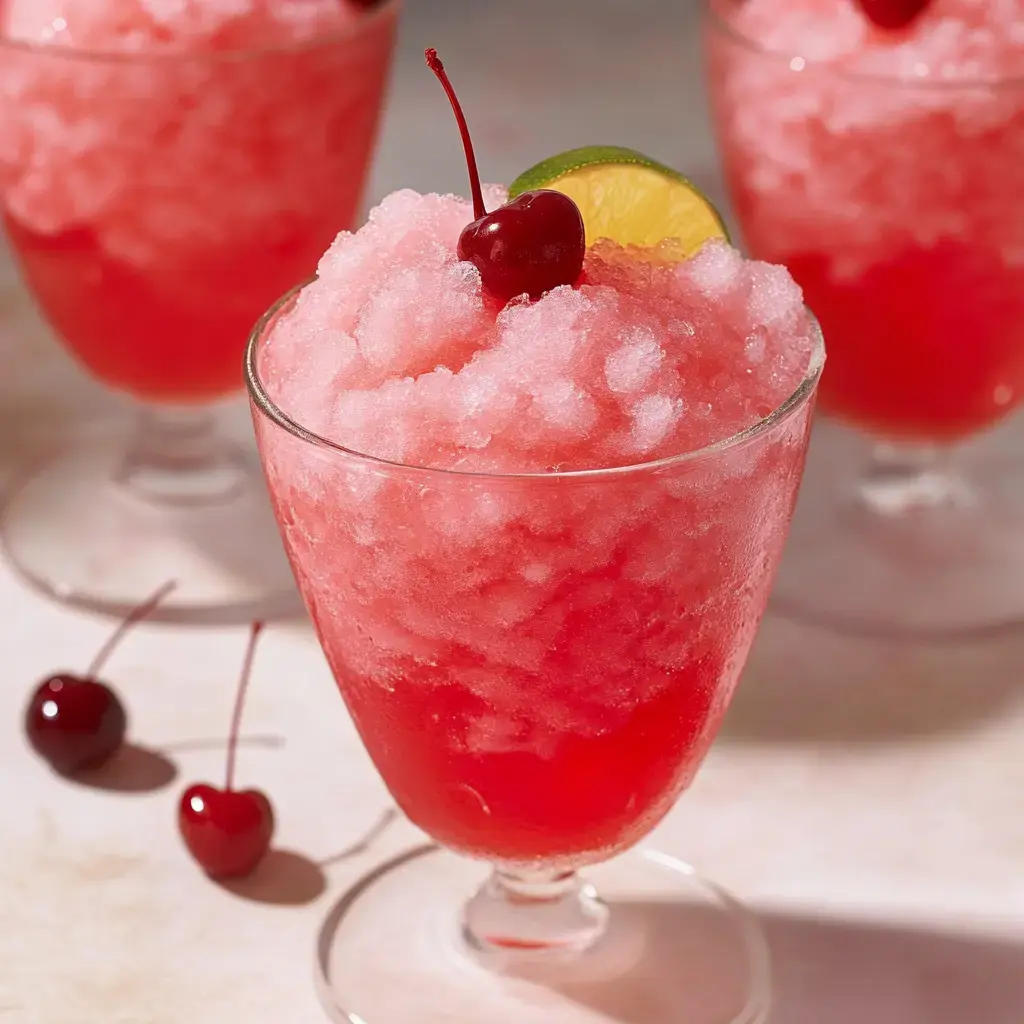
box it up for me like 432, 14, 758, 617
245, 276, 825, 483
702, 0, 1024, 91
0, 0, 400, 64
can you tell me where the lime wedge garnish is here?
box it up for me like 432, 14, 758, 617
509, 145, 729, 256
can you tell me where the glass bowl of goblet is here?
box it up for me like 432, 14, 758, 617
0, 1, 400, 621
245, 280, 824, 1024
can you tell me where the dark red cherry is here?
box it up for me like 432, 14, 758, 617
458, 189, 585, 303
178, 622, 274, 880
426, 48, 585, 302
857, 0, 931, 30
24, 581, 174, 775
25, 675, 127, 775
179, 784, 274, 880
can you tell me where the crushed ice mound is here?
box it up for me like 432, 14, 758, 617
0, 0, 361, 51
720, 0, 1024, 80
261, 188, 818, 473
709, 0, 1024, 275
0, 0, 393, 256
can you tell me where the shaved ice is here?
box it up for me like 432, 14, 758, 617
707, 0, 1024, 438
262, 188, 818, 472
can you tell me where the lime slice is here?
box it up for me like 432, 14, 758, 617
509, 145, 729, 256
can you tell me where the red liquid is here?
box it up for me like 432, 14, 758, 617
317, 565, 734, 864
741, 234, 1024, 443
4, 214, 349, 402
0, 15, 397, 402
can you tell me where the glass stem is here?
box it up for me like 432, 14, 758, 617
116, 404, 247, 507
462, 866, 609, 956
856, 440, 973, 516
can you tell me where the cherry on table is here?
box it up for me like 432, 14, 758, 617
24, 582, 175, 776
426, 48, 585, 303
179, 622, 274, 880
857, 0, 931, 30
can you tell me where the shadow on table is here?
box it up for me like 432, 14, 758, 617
762, 910, 1024, 1024
220, 807, 399, 908
67, 742, 179, 794
534, 901, 1023, 1024
722, 610, 1024, 745
157, 733, 286, 755
221, 849, 329, 907
58, 734, 286, 797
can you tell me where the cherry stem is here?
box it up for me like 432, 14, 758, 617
225, 621, 265, 792
425, 48, 486, 220
85, 580, 177, 679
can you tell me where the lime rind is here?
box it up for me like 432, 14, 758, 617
510, 146, 684, 196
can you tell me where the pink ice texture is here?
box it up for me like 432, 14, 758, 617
720, 0, 1024, 80
0, 0, 362, 51
0, 0, 392, 259
261, 187, 818, 473
711, 0, 1024, 277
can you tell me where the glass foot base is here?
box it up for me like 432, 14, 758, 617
1, 439, 301, 623
771, 424, 1024, 637
316, 844, 770, 1024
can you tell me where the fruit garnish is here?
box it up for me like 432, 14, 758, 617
425, 48, 585, 303
25, 581, 176, 775
179, 622, 274, 881
856, 0, 931, 31
509, 146, 729, 257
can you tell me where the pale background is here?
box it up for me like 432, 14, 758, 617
1, 1, 1023, 1021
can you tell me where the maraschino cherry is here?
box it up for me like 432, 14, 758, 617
425, 48, 586, 303
178, 621, 274, 880
857, 0, 931, 30
25, 581, 176, 775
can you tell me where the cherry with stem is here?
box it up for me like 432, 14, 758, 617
426, 48, 585, 303
178, 622, 275, 880
25, 581, 176, 775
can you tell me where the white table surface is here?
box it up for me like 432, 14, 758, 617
1, 1, 1023, 1021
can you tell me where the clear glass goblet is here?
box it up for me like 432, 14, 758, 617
704, 0, 1024, 637
247, 280, 823, 1024
0, 3, 399, 621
